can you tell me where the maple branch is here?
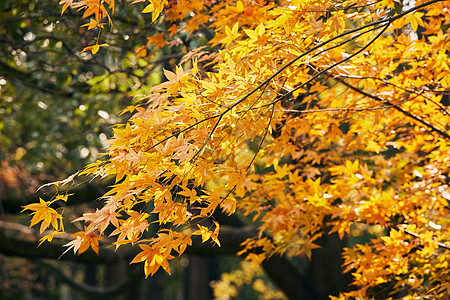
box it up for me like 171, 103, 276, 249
399, 227, 450, 251
334, 78, 450, 140
0, 219, 257, 262
246, 104, 275, 171
232, 0, 444, 109
145, 0, 444, 160
190, 22, 390, 163
241, 1, 440, 114
281, 0, 383, 13
272, 101, 411, 114
273, 24, 390, 106
0, 61, 79, 96
1, 217, 314, 298
144, 113, 221, 153
338, 75, 450, 118
1, 182, 106, 214
190, 112, 225, 162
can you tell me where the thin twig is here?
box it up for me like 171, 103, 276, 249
336, 78, 450, 140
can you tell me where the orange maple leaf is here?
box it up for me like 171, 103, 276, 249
146, 33, 167, 48
61, 231, 103, 256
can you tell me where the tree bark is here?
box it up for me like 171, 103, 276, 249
309, 232, 353, 299
262, 254, 316, 300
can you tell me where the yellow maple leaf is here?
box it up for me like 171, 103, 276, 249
236, 0, 244, 13
131, 245, 173, 277
81, 43, 109, 55
81, 18, 105, 30
38, 231, 64, 247
22, 198, 63, 233
59, 0, 73, 15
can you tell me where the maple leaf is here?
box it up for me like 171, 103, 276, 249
38, 231, 64, 247
193, 222, 221, 246
220, 196, 237, 215
59, 0, 73, 15
168, 24, 178, 37
82, 43, 109, 55
131, 245, 174, 277
146, 33, 167, 48
177, 234, 192, 255
222, 22, 241, 46
61, 231, 103, 256
81, 18, 105, 30
236, 0, 244, 13
243, 23, 265, 44
74, 231, 103, 254
178, 185, 199, 204
135, 45, 147, 58
63, 238, 82, 258
141, 0, 167, 22
22, 198, 63, 233
405, 12, 424, 31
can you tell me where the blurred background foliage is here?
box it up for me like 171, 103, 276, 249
0, 0, 162, 181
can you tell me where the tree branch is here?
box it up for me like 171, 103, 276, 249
36, 259, 144, 299
1, 182, 107, 214
0, 214, 317, 299
0, 219, 257, 262
334, 77, 450, 140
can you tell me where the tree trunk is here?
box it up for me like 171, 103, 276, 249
184, 256, 218, 300
309, 232, 352, 299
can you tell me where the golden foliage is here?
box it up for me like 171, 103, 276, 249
26, 0, 450, 298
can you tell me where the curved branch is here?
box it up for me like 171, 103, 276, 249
1, 183, 107, 214
0, 218, 257, 262
36, 260, 144, 299
335, 77, 450, 140
0, 222, 128, 263
142, 0, 444, 162
0, 216, 315, 298
232, 0, 443, 109
338, 75, 450, 117
0, 61, 79, 96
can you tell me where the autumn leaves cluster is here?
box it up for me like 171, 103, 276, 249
23, 0, 450, 297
